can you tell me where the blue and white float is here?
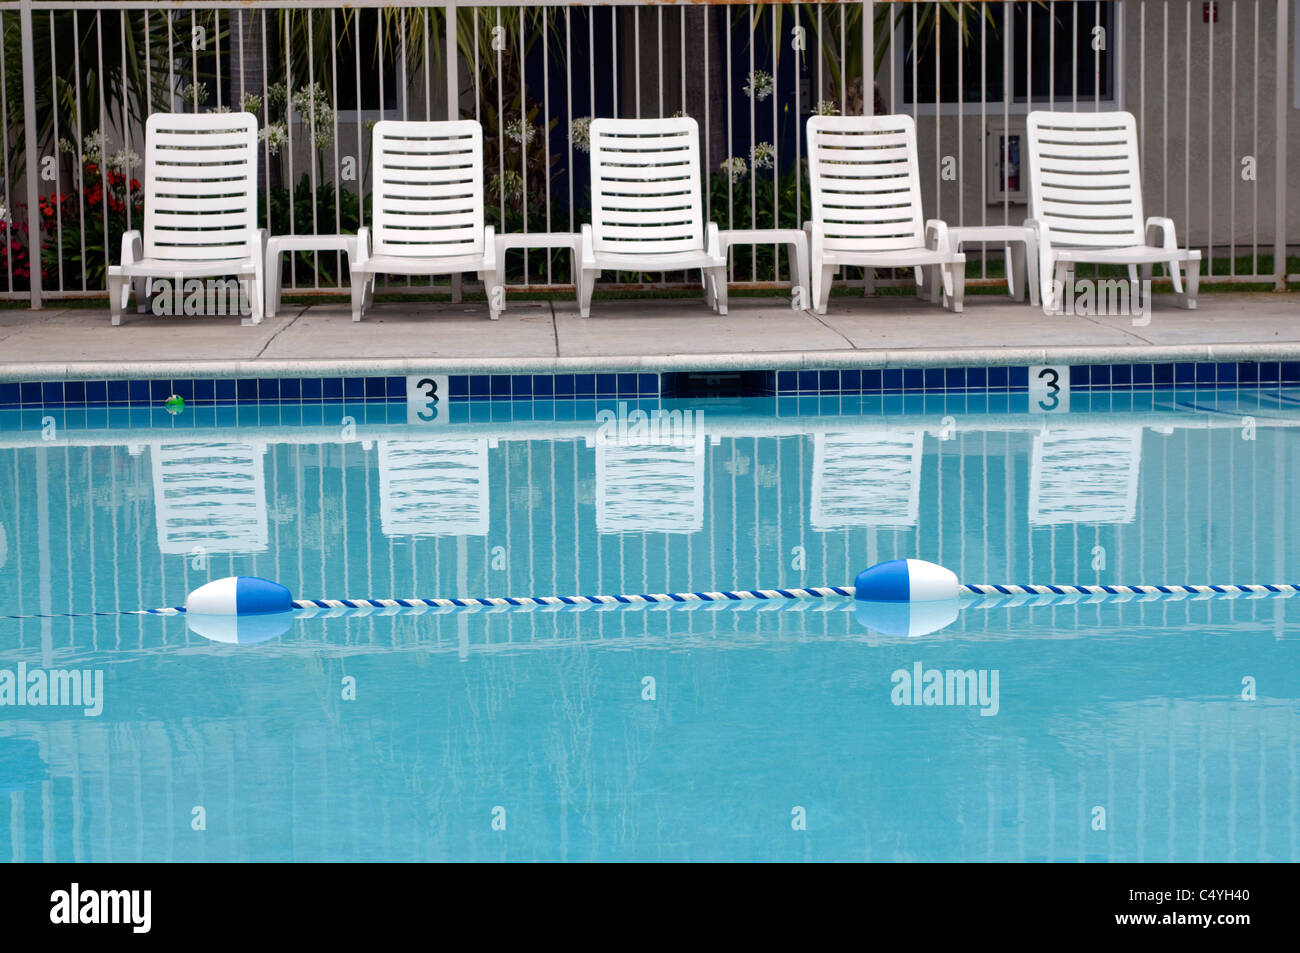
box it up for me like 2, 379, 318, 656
852, 558, 962, 637
185, 576, 293, 615
854, 558, 959, 603
184, 577, 295, 644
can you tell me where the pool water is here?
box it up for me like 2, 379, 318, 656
0, 389, 1297, 861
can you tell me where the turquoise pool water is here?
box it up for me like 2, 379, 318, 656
0, 389, 1297, 861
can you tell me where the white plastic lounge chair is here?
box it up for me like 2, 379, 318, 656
351, 120, 499, 321
108, 112, 264, 326
377, 438, 492, 537
805, 114, 965, 315
810, 430, 924, 531
1028, 428, 1143, 525
595, 435, 706, 534
150, 441, 268, 554
1026, 111, 1201, 314
580, 117, 727, 318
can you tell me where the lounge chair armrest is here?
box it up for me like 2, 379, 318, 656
705, 222, 722, 258
249, 227, 267, 260
1145, 216, 1180, 252
353, 226, 371, 268
806, 220, 824, 255
1024, 217, 1052, 253
580, 224, 597, 268
118, 230, 142, 268
924, 219, 953, 253
482, 225, 497, 268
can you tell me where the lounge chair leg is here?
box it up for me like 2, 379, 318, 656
108, 274, 127, 326
863, 267, 875, 297
1180, 256, 1200, 310
926, 265, 942, 304
1024, 244, 1041, 307
351, 272, 367, 322
245, 261, 265, 325
578, 268, 596, 318
946, 264, 965, 314
1007, 243, 1025, 301
1048, 261, 1071, 315
483, 270, 501, 320
701, 268, 716, 310
711, 267, 728, 316
813, 264, 835, 315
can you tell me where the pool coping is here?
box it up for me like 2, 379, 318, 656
6, 341, 1300, 381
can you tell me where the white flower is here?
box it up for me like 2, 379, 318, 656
106, 149, 140, 171
720, 156, 748, 183
505, 118, 535, 146
743, 70, 774, 102
750, 142, 775, 170
259, 121, 288, 156
291, 83, 334, 148
239, 93, 263, 116
816, 99, 839, 116
182, 82, 208, 107
569, 116, 592, 153
266, 82, 288, 110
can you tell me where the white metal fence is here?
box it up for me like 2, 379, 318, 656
0, 0, 1293, 307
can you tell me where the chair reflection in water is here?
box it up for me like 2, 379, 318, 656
376, 438, 493, 537
595, 434, 707, 534
1029, 428, 1144, 525
150, 441, 269, 555
810, 430, 924, 531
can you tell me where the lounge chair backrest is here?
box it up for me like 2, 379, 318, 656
806, 114, 926, 254
371, 119, 485, 259
589, 117, 705, 256
1026, 111, 1145, 248
143, 112, 258, 262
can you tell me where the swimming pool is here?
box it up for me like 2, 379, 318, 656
1, 382, 1297, 862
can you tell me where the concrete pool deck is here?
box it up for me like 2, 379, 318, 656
0, 290, 1296, 379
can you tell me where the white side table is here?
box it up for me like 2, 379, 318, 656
947, 225, 1040, 306
494, 232, 582, 312
717, 228, 811, 309
264, 234, 361, 318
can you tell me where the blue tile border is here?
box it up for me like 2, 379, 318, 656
0, 361, 1297, 409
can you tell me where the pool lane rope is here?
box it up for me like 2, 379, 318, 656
3, 560, 1297, 621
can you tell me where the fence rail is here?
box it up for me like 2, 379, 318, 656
0, 0, 1293, 308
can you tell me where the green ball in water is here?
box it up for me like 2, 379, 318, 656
164, 394, 185, 415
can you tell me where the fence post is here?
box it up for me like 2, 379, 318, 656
19, 0, 41, 309
445, 4, 458, 121
863, 0, 874, 116
446, 4, 462, 302
1276, 0, 1290, 289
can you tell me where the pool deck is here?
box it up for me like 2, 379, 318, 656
0, 290, 1296, 379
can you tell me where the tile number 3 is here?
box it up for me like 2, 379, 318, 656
1036, 367, 1061, 411
415, 377, 440, 421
